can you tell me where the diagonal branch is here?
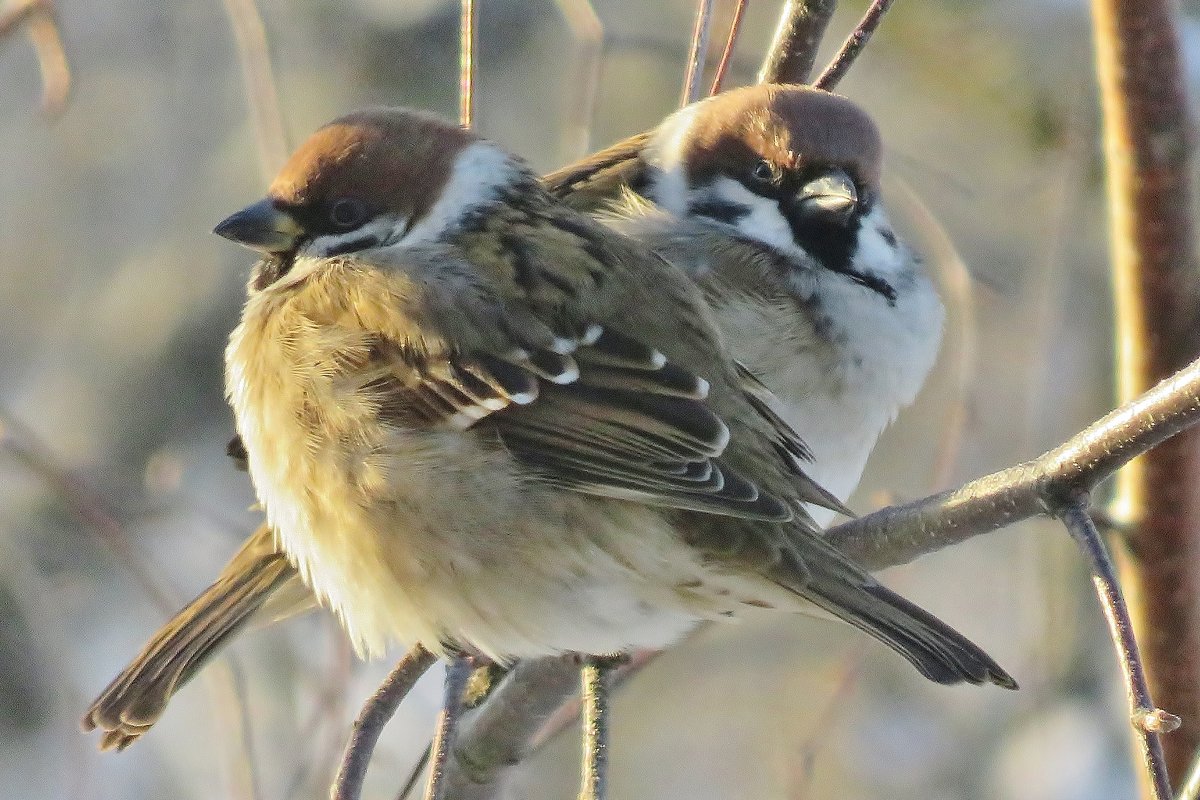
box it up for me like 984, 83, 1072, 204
438, 355, 1200, 798
680, 0, 716, 105
812, 0, 895, 90
708, 0, 747, 95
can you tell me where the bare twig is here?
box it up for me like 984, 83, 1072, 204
459, 0, 478, 129
757, 0, 837, 85
827, 356, 1200, 569
578, 660, 612, 800
332, 645, 438, 800
423, 657, 472, 800
787, 645, 866, 795
0, 0, 70, 114
213, 659, 262, 800
812, 0, 895, 90
220, 0, 288, 179
1060, 499, 1175, 800
552, 0, 604, 161
680, 0, 716, 105
1091, 0, 1200, 782
709, 0, 748, 95
889, 178, 977, 489
528, 647, 663, 752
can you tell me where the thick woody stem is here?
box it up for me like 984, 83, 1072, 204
438, 655, 581, 799
757, 0, 837, 85
1091, 0, 1200, 785
1060, 500, 1175, 800
1179, 752, 1200, 800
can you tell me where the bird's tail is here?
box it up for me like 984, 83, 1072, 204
82, 523, 313, 750
773, 546, 1017, 689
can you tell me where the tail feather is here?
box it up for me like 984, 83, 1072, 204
81, 524, 310, 750
772, 548, 1017, 689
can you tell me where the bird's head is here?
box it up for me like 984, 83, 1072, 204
644, 84, 903, 301
214, 107, 527, 287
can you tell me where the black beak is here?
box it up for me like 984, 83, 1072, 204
796, 169, 858, 219
214, 198, 303, 254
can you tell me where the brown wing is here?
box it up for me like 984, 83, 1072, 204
542, 131, 651, 212
355, 322, 793, 522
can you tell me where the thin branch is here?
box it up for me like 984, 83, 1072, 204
459, 0, 478, 128
423, 657, 472, 800
680, 0, 716, 105
826, 355, 1200, 570
812, 0, 895, 90
578, 660, 611, 800
0, 0, 70, 115
527, 648, 662, 752
220, 0, 288, 179
1059, 499, 1176, 800
709, 0, 748, 95
332, 645, 438, 800
757, 0, 837, 85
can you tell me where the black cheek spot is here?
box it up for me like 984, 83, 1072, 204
325, 235, 382, 257
880, 228, 897, 247
688, 199, 750, 226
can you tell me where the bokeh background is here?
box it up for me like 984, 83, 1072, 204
2, 1, 1199, 798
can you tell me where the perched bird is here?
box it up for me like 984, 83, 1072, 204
84, 88, 982, 751
554, 84, 944, 516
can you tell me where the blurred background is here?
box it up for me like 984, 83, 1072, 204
2, 0, 1199, 798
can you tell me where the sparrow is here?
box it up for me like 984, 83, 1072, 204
554, 83, 945, 521
83, 87, 966, 749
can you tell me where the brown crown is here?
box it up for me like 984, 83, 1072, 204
267, 107, 479, 227
677, 85, 883, 192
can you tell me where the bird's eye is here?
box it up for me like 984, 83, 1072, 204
751, 160, 776, 184
329, 198, 367, 230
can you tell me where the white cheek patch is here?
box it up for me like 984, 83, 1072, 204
851, 205, 907, 278
708, 176, 801, 258
644, 103, 703, 217
403, 141, 518, 246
